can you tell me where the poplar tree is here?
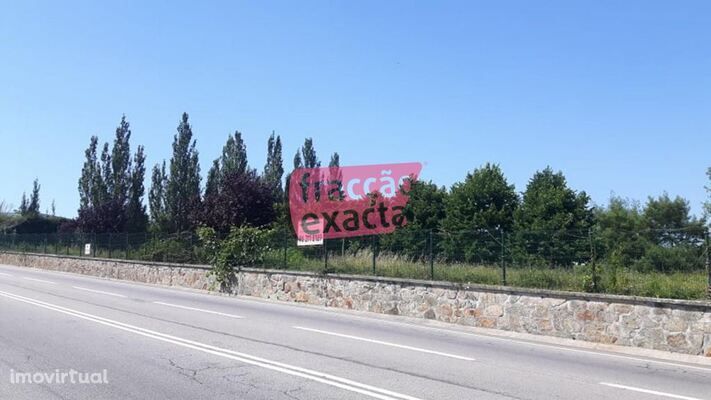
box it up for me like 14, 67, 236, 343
149, 161, 168, 229
221, 131, 248, 177
301, 137, 319, 168
111, 115, 132, 208
100, 143, 112, 204
126, 146, 148, 232
78, 136, 101, 211
76, 116, 147, 233
205, 159, 221, 200
165, 112, 202, 232
19, 192, 28, 215
28, 179, 40, 216
263, 131, 284, 198
293, 150, 303, 169
328, 152, 344, 201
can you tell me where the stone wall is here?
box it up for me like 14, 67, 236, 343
237, 270, 711, 357
0, 252, 215, 290
2, 251, 710, 357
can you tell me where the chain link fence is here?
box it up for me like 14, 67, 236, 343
1, 227, 709, 300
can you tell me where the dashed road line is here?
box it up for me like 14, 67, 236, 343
600, 382, 705, 400
23, 277, 56, 284
294, 326, 475, 361
72, 286, 127, 298
0, 290, 423, 400
153, 301, 244, 319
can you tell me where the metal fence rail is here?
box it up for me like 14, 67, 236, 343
0, 228, 709, 300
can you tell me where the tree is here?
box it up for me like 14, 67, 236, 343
18, 192, 28, 215
514, 167, 593, 267
51, 200, 56, 216
111, 115, 132, 210
328, 152, 340, 168
631, 194, 706, 272
381, 180, 448, 259
78, 136, 101, 211
327, 152, 344, 201
100, 142, 112, 203
442, 163, 518, 232
126, 145, 148, 232
201, 170, 277, 234
221, 130, 249, 177
441, 163, 518, 262
149, 161, 168, 231
301, 137, 320, 168
165, 112, 202, 232
281, 148, 304, 234
76, 116, 146, 233
642, 193, 705, 247
263, 132, 284, 198
298, 138, 320, 201
28, 179, 40, 216
205, 159, 221, 200
594, 196, 648, 269
293, 149, 303, 170
202, 128, 265, 228
77, 136, 107, 232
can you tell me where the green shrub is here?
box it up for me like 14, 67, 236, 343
198, 226, 273, 283
635, 245, 703, 272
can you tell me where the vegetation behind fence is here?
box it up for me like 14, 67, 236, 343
1, 226, 708, 301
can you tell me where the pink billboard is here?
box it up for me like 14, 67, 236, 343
289, 162, 423, 240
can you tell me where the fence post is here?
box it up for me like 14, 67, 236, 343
429, 230, 434, 280
589, 229, 598, 293
44, 234, 48, 254
371, 235, 377, 276
283, 229, 288, 269
108, 234, 112, 258
500, 229, 507, 286
323, 239, 329, 272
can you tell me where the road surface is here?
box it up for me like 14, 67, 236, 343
0, 263, 709, 400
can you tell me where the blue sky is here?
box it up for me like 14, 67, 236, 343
1, 0, 709, 218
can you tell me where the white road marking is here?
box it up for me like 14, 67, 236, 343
372, 321, 711, 372
23, 277, 56, 284
0, 272, 13, 277
0, 290, 421, 400
153, 301, 244, 319
72, 286, 127, 298
600, 382, 705, 400
6, 264, 708, 373
226, 295, 711, 372
294, 326, 475, 361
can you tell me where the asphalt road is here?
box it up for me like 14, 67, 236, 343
0, 263, 709, 400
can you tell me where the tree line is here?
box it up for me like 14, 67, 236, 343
7, 113, 710, 272
383, 163, 708, 271
70, 113, 341, 238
